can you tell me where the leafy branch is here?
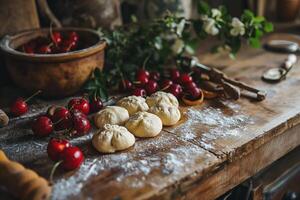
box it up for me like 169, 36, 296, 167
85, 1, 273, 99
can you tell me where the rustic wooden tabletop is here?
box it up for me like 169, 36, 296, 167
0, 33, 299, 200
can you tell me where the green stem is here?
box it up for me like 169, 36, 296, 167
49, 160, 63, 184
24, 90, 42, 103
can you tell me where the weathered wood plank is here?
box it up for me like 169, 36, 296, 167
168, 122, 300, 200
0, 101, 219, 200
165, 35, 300, 162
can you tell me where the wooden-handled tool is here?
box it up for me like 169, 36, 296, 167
178, 56, 266, 101
0, 150, 51, 200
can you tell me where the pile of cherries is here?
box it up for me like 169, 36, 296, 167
20, 31, 80, 54
119, 68, 202, 101
31, 97, 104, 137
47, 138, 84, 170
9, 94, 104, 171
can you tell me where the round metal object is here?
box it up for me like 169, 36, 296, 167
264, 40, 299, 53
262, 68, 285, 82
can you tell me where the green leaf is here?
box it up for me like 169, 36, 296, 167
254, 16, 265, 23
264, 22, 274, 32
243, 10, 254, 18
249, 38, 261, 48
99, 87, 108, 100
197, 0, 210, 15
255, 29, 263, 38
185, 43, 197, 55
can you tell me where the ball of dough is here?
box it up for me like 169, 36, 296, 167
125, 111, 162, 138
117, 96, 149, 115
149, 104, 181, 126
94, 106, 129, 129
92, 124, 135, 153
146, 91, 179, 108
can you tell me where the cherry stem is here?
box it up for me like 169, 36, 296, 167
161, 85, 171, 91
24, 90, 42, 103
49, 160, 63, 184
188, 71, 194, 76
142, 54, 151, 70
53, 117, 65, 125
49, 22, 57, 47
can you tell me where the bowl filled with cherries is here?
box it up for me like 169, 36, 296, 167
0, 28, 106, 98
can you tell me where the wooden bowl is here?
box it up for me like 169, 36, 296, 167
0, 28, 106, 98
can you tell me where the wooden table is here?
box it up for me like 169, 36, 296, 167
0, 34, 300, 200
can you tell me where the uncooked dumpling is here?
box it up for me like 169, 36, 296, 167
148, 103, 181, 126
125, 111, 162, 138
92, 124, 135, 153
146, 91, 179, 107
94, 106, 129, 129
117, 96, 149, 115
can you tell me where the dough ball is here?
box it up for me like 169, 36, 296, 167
125, 111, 162, 138
149, 104, 181, 126
117, 96, 149, 115
94, 106, 129, 129
92, 124, 135, 153
146, 91, 179, 107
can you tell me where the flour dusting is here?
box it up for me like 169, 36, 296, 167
172, 101, 254, 149
50, 134, 213, 199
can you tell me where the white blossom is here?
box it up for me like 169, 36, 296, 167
171, 39, 184, 54
211, 8, 222, 19
203, 18, 219, 36
230, 17, 245, 36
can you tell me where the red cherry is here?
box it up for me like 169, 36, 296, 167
23, 43, 35, 54
32, 116, 53, 137
184, 81, 197, 89
167, 83, 183, 98
180, 73, 193, 84
61, 40, 77, 52
132, 88, 147, 97
118, 79, 133, 92
61, 146, 84, 170
169, 69, 180, 81
136, 69, 150, 78
51, 32, 62, 45
10, 98, 28, 117
72, 115, 91, 135
47, 138, 71, 161
145, 80, 158, 95
52, 107, 72, 131
71, 109, 88, 119
10, 90, 41, 117
160, 79, 173, 90
186, 86, 202, 100
136, 74, 149, 86
68, 31, 79, 42
37, 45, 51, 54
89, 98, 103, 113
68, 98, 90, 115
149, 71, 160, 81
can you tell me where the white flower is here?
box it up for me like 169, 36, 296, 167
203, 18, 219, 36
230, 17, 245, 36
171, 39, 184, 54
176, 19, 186, 37
211, 8, 222, 19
